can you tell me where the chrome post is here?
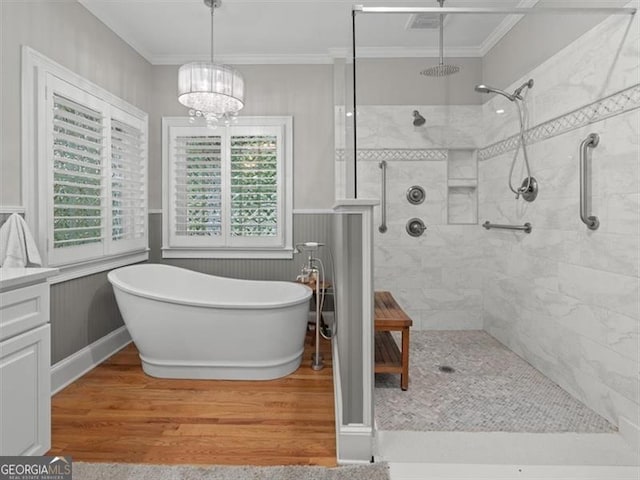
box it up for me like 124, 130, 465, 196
311, 268, 324, 371
378, 160, 387, 233
579, 133, 600, 230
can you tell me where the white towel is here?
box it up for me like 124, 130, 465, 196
0, 213, 42, 268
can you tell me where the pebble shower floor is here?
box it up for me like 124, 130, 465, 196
375, 330, 614, 433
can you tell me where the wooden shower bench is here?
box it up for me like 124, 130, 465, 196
374, 291, 413, 390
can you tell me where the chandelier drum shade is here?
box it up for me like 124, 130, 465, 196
178, 63, 244, 116
178, 0, 245, 122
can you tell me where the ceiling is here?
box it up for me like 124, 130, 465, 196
78, 0, 541, 65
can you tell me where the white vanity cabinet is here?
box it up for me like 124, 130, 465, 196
0, 268, 57, 456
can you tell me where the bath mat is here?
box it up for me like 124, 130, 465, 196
72, 462, 390, 480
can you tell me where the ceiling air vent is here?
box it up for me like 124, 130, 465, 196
406, 13, 447, 30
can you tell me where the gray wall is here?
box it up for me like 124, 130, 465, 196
336, 214, 364, 424
482, 6, 616, 90
149, 65, 335, 210
50, 272, 124, 364
356, 57, 483, 106
0, 0, 153, 206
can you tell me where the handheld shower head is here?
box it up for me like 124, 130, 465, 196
475, 84, 516, 102
474, 84, 492, 94
513, 79, 534, 100
413, 110, 426, 127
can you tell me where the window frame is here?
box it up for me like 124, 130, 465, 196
22, 47, 149, 283
162, 116, 293, 259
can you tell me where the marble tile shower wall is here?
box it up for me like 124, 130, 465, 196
354, 105, 486, 329
479, 11, 639, 427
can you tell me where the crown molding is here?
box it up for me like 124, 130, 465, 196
150, 53, 335, 65
328, 46, 483, 59
155, 47, 484, 65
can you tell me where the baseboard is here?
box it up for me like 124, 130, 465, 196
619, 416, 640, 451
51, 326, 131, 394
337, 425, 375, 464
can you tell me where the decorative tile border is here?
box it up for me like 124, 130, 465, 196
335, 148, 448, 162
479, 84, 640, 161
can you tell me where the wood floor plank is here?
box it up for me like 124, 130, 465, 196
49, 333, 336, 466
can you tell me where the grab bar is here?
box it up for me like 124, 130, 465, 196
580, 133, 600, 230
378, 160, 387, 233
483, 221, 532, 234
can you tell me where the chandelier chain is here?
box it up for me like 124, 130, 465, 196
210, 2, 215, 64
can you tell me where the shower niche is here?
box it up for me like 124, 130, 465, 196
446, 149, 478, 225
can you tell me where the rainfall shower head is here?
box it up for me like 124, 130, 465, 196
422, 64, 460, 77
413, 110, 426, 127
420, 0, 460, 78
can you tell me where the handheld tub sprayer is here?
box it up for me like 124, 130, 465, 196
294, 242, 335, 371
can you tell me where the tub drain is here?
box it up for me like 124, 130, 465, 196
439, 365, 455, 373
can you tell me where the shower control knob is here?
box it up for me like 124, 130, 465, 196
407, 186, 426, 205
406, 218, 427, 237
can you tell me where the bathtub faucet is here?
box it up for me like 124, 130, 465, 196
295, 242, 325, 283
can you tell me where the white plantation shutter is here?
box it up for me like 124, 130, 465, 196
26, 49, 149, 277
44, 73, 148, 267
110, 112, 147, 253
48, 80, 107, 265
229, 127, 282, 247
169, 131, 224, 247
163, 117, 292, 257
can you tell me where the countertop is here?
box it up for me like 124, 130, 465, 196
0, 267, 59, 291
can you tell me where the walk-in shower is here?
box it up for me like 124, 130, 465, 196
342, 1, 639, 466
475, 79, 538, 202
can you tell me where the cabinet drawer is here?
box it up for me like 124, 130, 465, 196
0, 283, 49, 342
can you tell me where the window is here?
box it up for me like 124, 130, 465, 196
23, 47, 148, 280
162, 117, 293, 258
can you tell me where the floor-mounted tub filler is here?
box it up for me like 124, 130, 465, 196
108, 264, 312, 380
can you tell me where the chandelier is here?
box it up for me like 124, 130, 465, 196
178, 0, 245, 125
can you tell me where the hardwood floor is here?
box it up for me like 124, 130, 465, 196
49, 333, 336, 466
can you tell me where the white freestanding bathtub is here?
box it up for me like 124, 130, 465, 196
107, 264, 312, 380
